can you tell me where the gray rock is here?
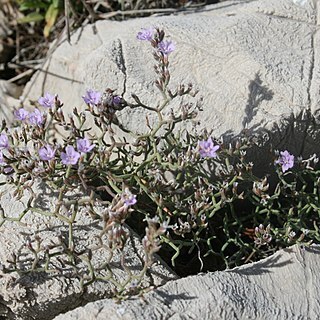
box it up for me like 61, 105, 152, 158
4, 1, 320, 318
0, 80, 23, 122
21, 0, 320, 168
54, 244, 320, 320
0, 182, 177, 319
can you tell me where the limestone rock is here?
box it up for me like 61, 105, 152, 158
54, 244, 320, 320
0, 80, 23, 122
0, 183, 177, 319
20, 0, 320, 167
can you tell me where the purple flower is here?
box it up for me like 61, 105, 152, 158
28, 109, 44, 126
121, 188, 137, 207
15, 108, 29, 121
38, 93, 55, 108
61, 145, 80, 165
112, 96, 121, 106
275, 150, 294, 173
158, 40, 175, 55
3, 166, 13, 174
198, 138, 219, 158
82, 89, 102, 106
0, 133, 9, 149
0, 151, 6, 165
136, 28, 154, 41
76, 138, 94, 153
39, 145, 55, 161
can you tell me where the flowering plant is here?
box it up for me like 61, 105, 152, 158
0, 28, 318, 300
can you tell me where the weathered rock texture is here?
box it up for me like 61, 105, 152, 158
21, 0, 320, 167
2, 1, 320, 318
54, 244, 320, 320
0, 183, 177, 319
0, 80, 22, 121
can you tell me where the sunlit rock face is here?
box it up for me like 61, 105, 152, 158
20, 0, 320, 171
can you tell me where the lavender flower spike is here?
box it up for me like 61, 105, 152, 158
38, 92, 55, 108
28, 109, 44, 126
275, 150, 294, 173
77, 138, 94, 153
198, 138, 219, 158
39, 145, 56, 161
121, 188, 137, 207
82, 89, 102, 106
15, 108, 29, 121
158, 40, 175, 56
0, 133, 9, 149
61, 145, 81, 165
136, 27, 154, 41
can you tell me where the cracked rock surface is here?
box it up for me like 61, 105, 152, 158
20, 0, 320, 167
0, 183, 177, 319
54, 245, 320, 320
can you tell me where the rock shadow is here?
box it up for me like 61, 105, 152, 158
221, 72, 320, 182
156, 289, 197, 303
228, 251, 292, 276
243, 73, 274, 128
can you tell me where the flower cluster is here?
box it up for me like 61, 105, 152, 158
15, 108, 44, 126
103, 189, 137, 249
198, 138, 220, 158
77, 138, 95, 154
38, 138, 94, 164
136, 27, 154, 41
38, 92, 56, 108
275, 150, 294, 173
254, 224, 272, 246
15, 93, 59, 125
39, 145, 55, 161
142, 217, 167, 264
82, 89, 102, 106
137, 27, 175, 56
157, 40, 175, 56
121, 188, 137, 207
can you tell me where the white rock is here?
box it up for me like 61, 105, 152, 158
292, 0, 308, 6
0, 80, 23, 122
20, 0, 320, 170
54, 244, 320, 320
0, 183, 177, 319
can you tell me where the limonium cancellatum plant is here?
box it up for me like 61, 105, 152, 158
0, 27, 319, 297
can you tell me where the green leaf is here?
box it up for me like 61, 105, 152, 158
52, 0, 61, 9
43, 3, 59, 37
17, 12, 44, 23
19, 0, 48, 11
